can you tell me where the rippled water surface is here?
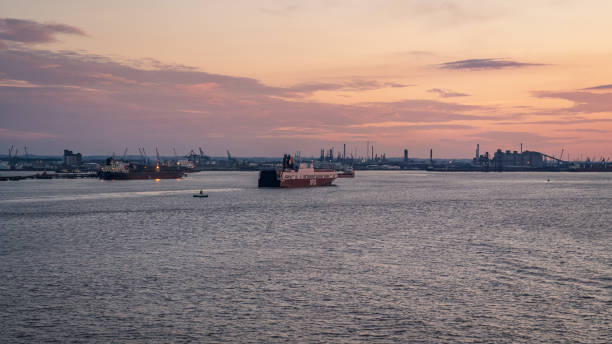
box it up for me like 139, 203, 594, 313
1, 171, 611, 343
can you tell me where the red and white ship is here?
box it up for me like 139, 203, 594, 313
258, 154, 337, 188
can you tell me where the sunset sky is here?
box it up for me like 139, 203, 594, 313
1, 0, 611, 159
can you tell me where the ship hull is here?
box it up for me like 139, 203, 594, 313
337, 171, 354, 178
279, 177, 335, 188
99, 171, 184, 180
258, 170, 281, 187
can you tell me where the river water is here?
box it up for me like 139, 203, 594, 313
1, 171, 610, 343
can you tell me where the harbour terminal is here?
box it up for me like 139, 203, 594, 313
1, 143, 610, 181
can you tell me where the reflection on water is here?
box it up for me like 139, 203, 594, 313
0, 187, 243, 204
1, 171, 610, 343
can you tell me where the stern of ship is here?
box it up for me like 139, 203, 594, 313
258, 170, 280, 187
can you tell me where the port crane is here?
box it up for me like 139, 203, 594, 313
226, 149, 238, 166
10, 146, 19, 169
138, 147, 149, 164
184, 147, 210, 166
8, 145, 16, 169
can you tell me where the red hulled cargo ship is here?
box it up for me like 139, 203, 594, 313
258, 154, 336, 188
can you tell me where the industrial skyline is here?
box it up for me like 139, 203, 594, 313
1, 1, 611, 157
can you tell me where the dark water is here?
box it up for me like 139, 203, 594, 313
1, 171, 610, 343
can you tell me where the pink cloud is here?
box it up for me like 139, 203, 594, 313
427, 88, 469, 98
0, 45, 609, 157
438, 58, 547, 70
534, 91, 612, 114
0, 128, 58, 140
0, 18, 86, 44
286, 80, 412, 96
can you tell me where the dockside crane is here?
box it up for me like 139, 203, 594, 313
155, 147, 160, 164
172, 147, 180, 166
12, 148, 18, 169
139, 147, 149, 164
185, 149, 196, 164
8, 145, 14, 169
227, 149, 237, 166
122, 148, 128, 161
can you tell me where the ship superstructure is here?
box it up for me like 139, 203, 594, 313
99, 157, 185, 180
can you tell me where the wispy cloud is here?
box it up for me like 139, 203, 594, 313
258, 5, 299, 17
349, 121, 473, 130
556, 128, 609, 133
427, 88, 468, 98
534, 90, 612, 114
438, 58, 546, 70
0, 18, 86, 45
582, 84, 612, 90
287, 80, 412, 95
385, 50, 437, 58
497, 117, 612, 126
466, 130, 554, 145
0, 127, 58, 140
379, 1, 512, 27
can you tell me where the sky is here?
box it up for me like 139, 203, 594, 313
1, 0, 611, 159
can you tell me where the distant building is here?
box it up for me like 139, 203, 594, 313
490, 149, 543, 170
521, 151, 545, 168
63, 149, 82, 166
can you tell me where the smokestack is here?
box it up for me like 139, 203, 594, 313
430, 149, 433, 164
343, 144, 346, 161
372, 146, 374, 161
476, 144, 480, 159
404, 149, 408, 161
520, 143, 523, 153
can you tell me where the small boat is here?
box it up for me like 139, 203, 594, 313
193, 190, 208, 198
337, 168, 355, 178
